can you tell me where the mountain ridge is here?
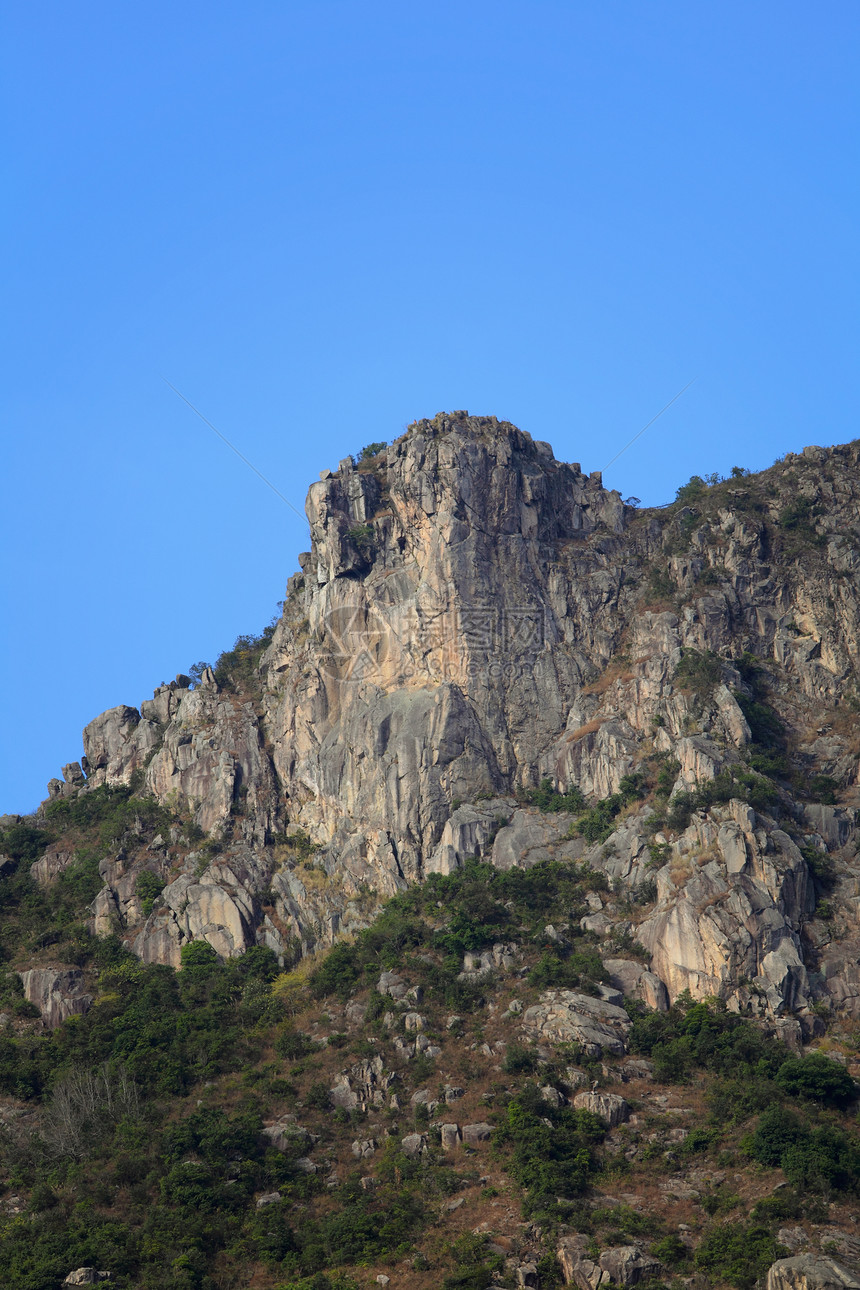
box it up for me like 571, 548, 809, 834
20, 413, 858, 1018
1, 413, 860, 1290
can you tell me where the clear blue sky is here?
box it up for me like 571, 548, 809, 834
2, 2, 858, 813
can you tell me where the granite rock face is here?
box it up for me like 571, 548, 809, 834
41, 415, 860, 1019
572, 1091, 630, 1127
521, 991, 632, 1056
19, 968, 92, 1029
767, 1256, 860, 1290
557, 1241, 662, 1290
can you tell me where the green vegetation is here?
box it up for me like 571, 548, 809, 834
628, 992, 789, 1088
663, 765, 777, 832
442, 1234, 504, 1289
0, 720, 857, 1288
493, 1084, 606, 1218
522, 778, 586, 814
309, 856, 609, 1007
345, 523, 375, 554
746, 1104, 860, 1192
644, 564, 676, 601
135, 871, 164, 917
356, 441, 387, 461
213, 626, 277, 691
0, 820, 855, 1289
523, 775, 646, 845
777, 496, 819, 535
808, 773, 839, 805
628, 994, 860, 1202
189, 618, 280, 694
0, 787, 174, 962
0, 819, 51, 864
674, 475, 709, 504
694, 1223, 788, 1290
527, 946, 608, 992
774, 1052, 858, 1107
44, 784, 172, 851
674, 647, 722, 697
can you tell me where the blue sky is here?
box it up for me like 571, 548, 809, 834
2, 2, 858, 813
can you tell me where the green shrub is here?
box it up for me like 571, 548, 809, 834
357, 441, 387, 461
650, 1234, 688, 1267
629, 996, 787, 1091
666, 766, 777, 831
733, 691, 784, 749
807, 774, 839, 805
443, 1262, 496, 1289
572, 775, 646, 844
135, 870, 164, 917
654, 758, 680, 799
309, 942, 361, 997
45, 783, 172, 852
750, 1188, 807, 1223
493, 1084, 606, 1216
745, 1103, 860, 1192
180, 939, 219, 973
781, 1127, 860, 1192
527, 948, 607, 991
443, 1233, 503, 1290
800, 846, 836, 893
675, 475, 708, 504
523, 778, 586, 814
675, 648, 722, 696
346, 524, 375, 554
777, 497, 819, 535
0, 820, 52, 865
306, 1081, 332, 1111
748, 749, 789, 777
276, 1030, 322, 1061
211, 622, 278, 691
775, 1053, 858, 1107
502, 1042, 540, 1075
645, 565, 677, 600
694, 1222, 787, 1289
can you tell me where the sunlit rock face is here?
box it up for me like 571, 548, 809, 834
49, 414, 859, 1019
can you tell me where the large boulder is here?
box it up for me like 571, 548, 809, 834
556, 1242, 661, 1289
19, 968, 92, 1028
603, 958, 669, 1012
767, 1256, 860, 1290
330, 1057, 398, 1112
30, 844, 76, 886
572, 1091, 630, 1127
461, 1122, 494, 1144
521, 991, 631, 1056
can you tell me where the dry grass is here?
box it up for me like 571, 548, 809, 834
581, 664, 635, 696
669, 859, 693, 887
565, 717, 607, 743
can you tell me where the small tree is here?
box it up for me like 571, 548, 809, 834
41, 1063, 140, 1159
775, 1054, 858, 1108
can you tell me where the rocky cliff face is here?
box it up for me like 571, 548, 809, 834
32, 413, 860, 1025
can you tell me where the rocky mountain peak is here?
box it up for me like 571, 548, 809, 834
16, 421, 860, 1029
303, 410, 624, 589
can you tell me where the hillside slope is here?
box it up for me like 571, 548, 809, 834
1, 413, 859, 1289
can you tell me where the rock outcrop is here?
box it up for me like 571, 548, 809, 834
572, 1091, 630, 1127
521, 991, 632, 1056
767, 1256, 860, 1290
37, 414, 860, 1019
19, 968, 92, 1029
557, 1241, 662, 1289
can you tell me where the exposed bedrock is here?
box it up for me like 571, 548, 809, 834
40, 414, 858, 1019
